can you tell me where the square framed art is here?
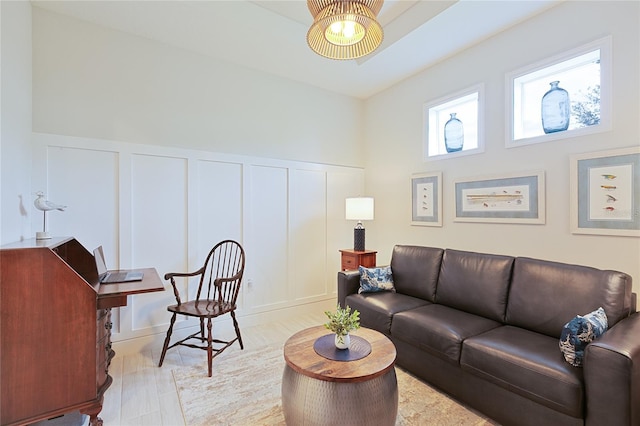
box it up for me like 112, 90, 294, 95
411, 172, 442, 226
570, 146, 640, 236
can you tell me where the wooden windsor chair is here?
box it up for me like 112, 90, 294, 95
158, 240, 245, 377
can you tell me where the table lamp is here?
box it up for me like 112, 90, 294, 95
345, 197, 374, 251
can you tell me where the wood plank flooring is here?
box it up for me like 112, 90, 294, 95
100, 311, 327, 426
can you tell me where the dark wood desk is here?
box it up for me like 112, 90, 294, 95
0, 237, 164, 426
97, 267, 164, 309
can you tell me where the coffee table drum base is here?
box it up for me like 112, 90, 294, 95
281, 364, 398, 425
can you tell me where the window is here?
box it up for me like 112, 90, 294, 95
507, 36, 611, 147
424, 84, 484, 160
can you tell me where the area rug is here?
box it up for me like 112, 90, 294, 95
173, 344, 497, 425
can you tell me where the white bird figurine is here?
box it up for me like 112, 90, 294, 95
34, 191, 66, 212
33, 191, 67, 240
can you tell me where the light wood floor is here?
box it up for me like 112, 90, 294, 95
99, 311, 327, 426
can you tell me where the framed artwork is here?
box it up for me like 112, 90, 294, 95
411, 172, 442, 226
454, 171, 545, 224
570, 146, 640, 237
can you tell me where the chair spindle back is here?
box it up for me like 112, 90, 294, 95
197, 240, 245, 308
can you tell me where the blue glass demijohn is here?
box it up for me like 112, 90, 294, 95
444, 113, 464, 153
541, 80, 570, 134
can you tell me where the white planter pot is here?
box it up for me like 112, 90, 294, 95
334, 333, 350, 350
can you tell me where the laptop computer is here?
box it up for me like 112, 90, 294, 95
93, 246, 144, 284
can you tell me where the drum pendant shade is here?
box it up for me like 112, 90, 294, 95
307, 0, 384, 60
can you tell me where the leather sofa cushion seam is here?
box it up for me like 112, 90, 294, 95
461, 347, 582, 416
461, 362, 582, 417
461, 351, 579, 386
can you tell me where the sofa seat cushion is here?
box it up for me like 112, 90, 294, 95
461, 325, 584, 418
390, 304, 502, 364
345, 292, 430, 335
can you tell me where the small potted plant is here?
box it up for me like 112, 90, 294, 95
324, 304, 360, 350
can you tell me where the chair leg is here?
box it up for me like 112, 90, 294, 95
207, 317, 213, 377
199, 317, 205, 341
158, 312, 177, 367
231, 311, 244, 350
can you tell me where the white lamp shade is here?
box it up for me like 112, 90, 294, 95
345, 197, 374, 221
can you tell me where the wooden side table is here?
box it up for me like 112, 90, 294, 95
339, 249, 377, 271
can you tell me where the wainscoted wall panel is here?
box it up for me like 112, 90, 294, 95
195, 159, 244, 308
31, 132, 362, 345
43, 145, 119, 262
245, 165, 290, 311
291, 169, 327, 301
195, 160, 243, 258
130, 154, 188, 331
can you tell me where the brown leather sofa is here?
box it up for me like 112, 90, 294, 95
338, 245, 639, 426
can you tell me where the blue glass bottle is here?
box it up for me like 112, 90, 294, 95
444, 113, 464, 153
541, 81, 570, 134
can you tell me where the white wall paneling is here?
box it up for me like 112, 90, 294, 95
196, 159, 244, 309
290, 168, 327, 302
130, 154, 188, 331
196, 160, 243, 255
245, 164, 289, 311
42, 145, 119, 257
31, 132, 363, 344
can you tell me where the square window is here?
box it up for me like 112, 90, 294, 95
507, 36, 611, 147
424, 84, 484, 160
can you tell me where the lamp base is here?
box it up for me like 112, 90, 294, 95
353, 228, 365, 251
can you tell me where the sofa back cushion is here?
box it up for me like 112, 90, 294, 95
390, 245, 444, 302
506, 257, 633, 338
436, 249, 514, 322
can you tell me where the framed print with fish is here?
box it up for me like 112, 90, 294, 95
411, 172, 442, 226
570, 146, 640, 237
454, 171, 545, 224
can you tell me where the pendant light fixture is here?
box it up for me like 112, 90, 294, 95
307, 0, 384, 60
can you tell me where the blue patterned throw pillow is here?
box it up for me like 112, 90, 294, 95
358, 265, 395, 294
559, 307, 608, 367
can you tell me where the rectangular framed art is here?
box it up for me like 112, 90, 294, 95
454, 170, 545, 224
411, 172, 442, 226
570, 146, 640, 237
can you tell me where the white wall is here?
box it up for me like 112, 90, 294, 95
28, 6, 367, 350
365, 1, 640, 294
31, 6, 364, 167
31, 133, 362, 349
0, 1, 32, 244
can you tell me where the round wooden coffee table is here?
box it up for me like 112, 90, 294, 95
282, 325, 398, 425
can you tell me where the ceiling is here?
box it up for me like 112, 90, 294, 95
31, 0, 561, 99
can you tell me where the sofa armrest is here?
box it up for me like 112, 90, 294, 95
584, 312, 640, 426
337, 270, 360, 308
